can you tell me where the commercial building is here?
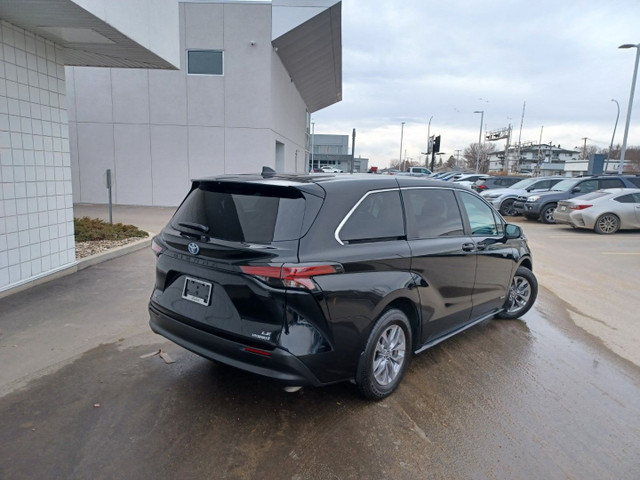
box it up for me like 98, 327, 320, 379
1, 0, 342, 295
0, 0, 179, 294
67, 0, 342, 207
487, 144, 580, 176
310, 133, 368, 172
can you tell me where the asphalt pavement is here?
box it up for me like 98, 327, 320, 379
1, 204, 639, 479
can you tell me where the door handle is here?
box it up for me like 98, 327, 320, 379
462, 242, 475, 252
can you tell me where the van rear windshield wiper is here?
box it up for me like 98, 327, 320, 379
177, 222, 209, 234
173, 222, 210, 239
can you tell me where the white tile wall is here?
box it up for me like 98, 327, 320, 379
0, 21, 74, 290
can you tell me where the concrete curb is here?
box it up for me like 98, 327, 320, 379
76, 235, 154, 271
0, 234, 153, 300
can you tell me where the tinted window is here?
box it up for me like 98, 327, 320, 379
187, 50, 223, 75
628, 178, 640, 188
614, 193, 640, 203
403, 189, 464, 239
340, 190, 404, 243
172, 183, 304, 243
459, 192, 500, 236
577, 180, 598, 193
600, 178, 624, 189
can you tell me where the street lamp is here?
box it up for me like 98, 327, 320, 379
426, 116, 433, 168
311, 121, 315, 171
618, 43, 640, 174
473, 110, 484, 173
399, 122, 405, 169
606, 99, 620, 172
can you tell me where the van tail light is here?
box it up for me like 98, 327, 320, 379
151, 237, 165, 256
476, 184, 487, 190
240, 263, 343, 290
570, 204, 592, 210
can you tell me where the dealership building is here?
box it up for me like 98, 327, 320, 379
0, 0, 342, 294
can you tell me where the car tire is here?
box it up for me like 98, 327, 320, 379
594, 213, 620, 234
496, 266, 538, 320
499, 198, 517, 216
356, 309, 412, 400
540, 204, 557, 224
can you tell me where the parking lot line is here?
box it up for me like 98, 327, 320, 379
601, 252, 640, 256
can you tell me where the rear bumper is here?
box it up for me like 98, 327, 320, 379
149, 303, 323, 387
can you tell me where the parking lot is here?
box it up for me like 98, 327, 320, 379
0, 207, 639, 479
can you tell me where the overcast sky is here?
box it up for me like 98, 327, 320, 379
312, 0, 640, 168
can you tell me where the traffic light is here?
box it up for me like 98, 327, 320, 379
433, 135, 441, 153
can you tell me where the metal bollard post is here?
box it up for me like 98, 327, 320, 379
106, 169, 113, 224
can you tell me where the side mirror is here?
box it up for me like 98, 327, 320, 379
572, 187, 582, 193
504, 224, 522, 239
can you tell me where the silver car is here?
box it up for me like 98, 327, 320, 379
553, 188, 640, 234
480, 177, 564, 216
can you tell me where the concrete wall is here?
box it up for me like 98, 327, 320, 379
0, 21, 74, 290
68, 1, 309, 207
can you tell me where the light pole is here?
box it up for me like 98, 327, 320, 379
606, 99, 620, 172
473, 110, 484, 173
426, 116, 433, 168
399, 122, 405, 169
618, 43, 640, 174
310, 121, 315, 171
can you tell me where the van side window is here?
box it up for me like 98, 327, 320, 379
339, 190, 405, 243
403, 189, 464, 239
459, 192, 500, 236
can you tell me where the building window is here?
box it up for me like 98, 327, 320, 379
187, 50, 223, 75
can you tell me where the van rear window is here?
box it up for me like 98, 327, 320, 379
172, 182, 306, 243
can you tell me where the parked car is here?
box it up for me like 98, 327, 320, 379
404, 166, 432, 176
321, 166, 343, 173
518, 175, 640, 223
148, 170, 537, 400
553, 188, 640, 234
472, 176, 527, 193
439, 171, 464, 181
480, 176, 564, 216
453, 174, 490, 189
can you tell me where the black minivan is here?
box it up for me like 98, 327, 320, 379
149, 171, 537, 399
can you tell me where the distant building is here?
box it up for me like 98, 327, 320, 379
310, 133, 369, 172
487, 144, 580, 176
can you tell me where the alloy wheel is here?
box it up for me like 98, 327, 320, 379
507, 275, 532, 314
372, 325, 406, 386
596, 214, 619, 234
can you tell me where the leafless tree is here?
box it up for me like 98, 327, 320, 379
462, 143, 497, 173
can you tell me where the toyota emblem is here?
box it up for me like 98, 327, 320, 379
188, 242, 199, 255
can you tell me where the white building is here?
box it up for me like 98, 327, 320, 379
0, 0, 180, 294
487, 144, 580, 176
67, 0, 343, 207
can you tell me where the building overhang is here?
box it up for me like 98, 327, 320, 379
0, 0, 178, 69
272, 1, 342, 113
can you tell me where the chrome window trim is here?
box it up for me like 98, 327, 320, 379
334, 188, 400, 245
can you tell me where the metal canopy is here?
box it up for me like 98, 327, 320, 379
0, 0, 177, 69
272, 2, 342, 113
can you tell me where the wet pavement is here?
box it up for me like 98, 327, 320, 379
1, 247, 639, 479
1, 207, 640, 479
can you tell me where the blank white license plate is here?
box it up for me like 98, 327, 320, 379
559, 205, 567, 211
182, 277, 212, 306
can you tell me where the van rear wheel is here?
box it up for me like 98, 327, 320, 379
356, 309, 412, 400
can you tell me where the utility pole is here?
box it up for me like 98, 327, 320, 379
516, 101, 526, 173
350, 128, 356, 173
399, 122, 405, 169
582, 137, 588, 161
426, 116, 433, 168
454, 149, 461, 169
